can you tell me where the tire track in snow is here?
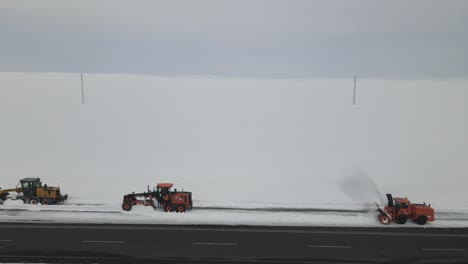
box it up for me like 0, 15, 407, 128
2, 203, 468, 220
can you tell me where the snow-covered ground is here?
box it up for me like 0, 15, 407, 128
1, 197, 468, 227
1, 72, 468, 227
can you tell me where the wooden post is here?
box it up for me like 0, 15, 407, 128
81, 73, 85, 104
353, 75, 357, 105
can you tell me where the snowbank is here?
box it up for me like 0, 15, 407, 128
1, 196, 467, 228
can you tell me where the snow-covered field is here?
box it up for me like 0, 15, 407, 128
1, 72, 468, 227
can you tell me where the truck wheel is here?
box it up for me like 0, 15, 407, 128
164, 205, 173, 212
396, 215, 407, 224
122, 202, 132, 211
378, 214, 391, 225
41, 199, 50, 205
417, 216, 427, 225
176, 205, 185, 213
29, 199, 38, 205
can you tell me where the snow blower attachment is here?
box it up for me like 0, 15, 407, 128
376, 193, 435, 225
0, 178, 68, 205
122, 183, 192, 212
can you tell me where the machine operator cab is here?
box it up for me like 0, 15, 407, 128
386, 194, 410, 216
156, 183, 173, 201
393, 197, 410, 214
394, 198, 409, 208
19, 178, 42, 198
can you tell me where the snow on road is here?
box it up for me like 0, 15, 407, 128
1, 197, 467, 228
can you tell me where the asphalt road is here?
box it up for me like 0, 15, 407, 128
0, 224, 467, 264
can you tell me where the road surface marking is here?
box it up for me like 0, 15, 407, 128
0, 255, 360, 263
4, 224, 468, 237
4, 224, 468, 238
194, 242, 237, 246
307, 245, 351, 249
82, 240, 125, 244
0, 239, 13, 242
422, 248, 466, 252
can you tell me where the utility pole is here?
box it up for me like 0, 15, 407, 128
353, 75, 357, 105
81, 73, 86, 104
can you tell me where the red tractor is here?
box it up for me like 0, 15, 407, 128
376, 194, 435, 225
122, 183, 192, 212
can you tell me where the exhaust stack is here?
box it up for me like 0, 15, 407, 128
386, 193, 393, 207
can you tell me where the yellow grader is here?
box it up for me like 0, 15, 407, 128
0, 177, 67, 205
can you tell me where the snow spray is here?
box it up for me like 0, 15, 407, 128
339, 167, 386, 206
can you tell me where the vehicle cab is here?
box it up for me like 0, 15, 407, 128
393, 197, 411, 216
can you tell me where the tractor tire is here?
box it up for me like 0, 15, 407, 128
164, 205, 173, 212
417, 216, 427, 225
378, 214, 391, 225
29, 198, 39, 205
176, 205, 185, 213
122, 202, 132, 211
396, 215, 408, 224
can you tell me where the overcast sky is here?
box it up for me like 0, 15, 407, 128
1, 0, 468, 78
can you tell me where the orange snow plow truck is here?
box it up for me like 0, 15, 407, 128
376, 194, 435, 225
122, 183, 192, 212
